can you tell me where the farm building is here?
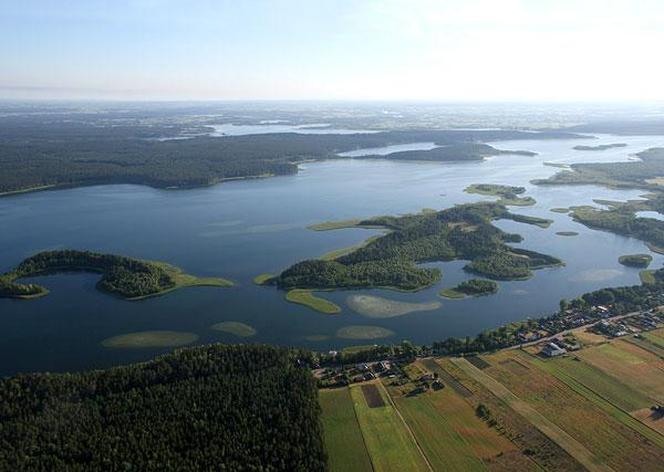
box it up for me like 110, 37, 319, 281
541, 342, 567, 357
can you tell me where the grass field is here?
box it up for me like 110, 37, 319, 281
349, 383, 431, 472
319, 388, 373, 472
576, 340, 664, 403
392, 390, 487, 471
530, 356, 664, 449
475, 350, 664, 471
285, 289, 341, 314
537, 355, 651, 412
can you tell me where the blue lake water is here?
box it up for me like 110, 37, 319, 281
2, 133, 664, 375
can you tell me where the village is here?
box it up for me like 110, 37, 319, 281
314, 301, 664, 389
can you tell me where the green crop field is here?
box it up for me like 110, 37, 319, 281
349, 383, 430, 472
319, 388, 372, 472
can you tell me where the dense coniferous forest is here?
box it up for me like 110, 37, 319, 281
0, 250, 204, 299
0, 118, 579, 194
0, 344, 326, 471
272, 202, 562, 290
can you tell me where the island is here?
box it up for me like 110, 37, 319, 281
377, 143, 537, 162
555, 231, 579, 237
267, 202, 563, 292
618, 254, 653, 268
439, 279, 498, 299
285, 289, 341, 314
573, 143, 627, 151
465, 183, 536, 206
0, 249, 233, 300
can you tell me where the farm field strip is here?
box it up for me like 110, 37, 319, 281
350, 382, 431, 472
420, 358, 472, 397
319, 388, 373, 472
391, 390, 487, 471
530, 356, 664, 448
479, 350, 664, 470
576, 341, 664, 404
451, 357, 614, 472
623, 335, 664, 359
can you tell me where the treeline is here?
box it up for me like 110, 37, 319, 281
0, 119, 579, 194
272, 202, 562, 290
0, 250, 174, 299
0, 344, 327, 471
455, 279, 498, 295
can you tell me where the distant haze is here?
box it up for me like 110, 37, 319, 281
2, 0, 664, 101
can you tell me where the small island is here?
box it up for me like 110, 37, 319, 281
573, 143, 627, 151
465, 183, 535, 206
439, 279, 498, 299
618, 254, 653, 268
0, 250, 233, 300
556, 231, 579, 237
381, 143, 537, 162
285, 289, 341, 314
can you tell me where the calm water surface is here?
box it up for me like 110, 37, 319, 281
2, 133, 664, 375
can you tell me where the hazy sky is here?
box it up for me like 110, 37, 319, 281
2, 0, 663, 101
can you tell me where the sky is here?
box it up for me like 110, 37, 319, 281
2, 0, 664, 102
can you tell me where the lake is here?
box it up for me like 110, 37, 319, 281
1, 132, 664, 375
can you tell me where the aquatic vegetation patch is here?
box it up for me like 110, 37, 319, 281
346, 294, 440, 318
211, 321, 257, 337
101, 330, 199, 348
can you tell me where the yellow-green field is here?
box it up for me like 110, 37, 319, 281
319, 389, 372, 472
349, 382, 430, 472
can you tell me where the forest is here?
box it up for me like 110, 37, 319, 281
368, 143, 536, 161
271, 202, 563, 290
568, 196, 664, 252
0, 118, 579, 195
1, 250, 193, 299
534, 147, 664, 189
0, 344, 327, 471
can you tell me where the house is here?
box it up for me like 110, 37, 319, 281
541, 342, 567, 357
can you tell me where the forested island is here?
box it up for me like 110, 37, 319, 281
0, 250, 232, 300
268, 202, 561, 291
618, 253, 653, 268
440, 279, 498, 299
573, 143, 627, 151
0, 344, 326, 470
465, 183, 536, 206
0, 120, 579, 196
374, 143, 536, 162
